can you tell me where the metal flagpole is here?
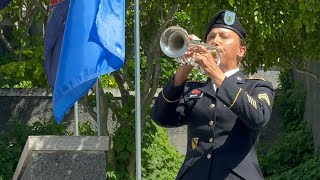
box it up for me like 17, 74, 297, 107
74, 101, 79, 136
96, 79, 101, 136
134, 0, 141, 179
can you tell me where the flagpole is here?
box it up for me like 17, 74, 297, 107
74, 101, 79, 136
134, 0, 142, 179
96, 79, 101, 136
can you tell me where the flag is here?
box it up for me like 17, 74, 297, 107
53, 0, 126, 123
0, 0, 12, 10
44, 0, 70, 88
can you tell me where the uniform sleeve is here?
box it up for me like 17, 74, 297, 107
215, 77, 275, 130
150, 77, 187, 127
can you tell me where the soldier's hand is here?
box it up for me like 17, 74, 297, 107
193, 46, 225, 87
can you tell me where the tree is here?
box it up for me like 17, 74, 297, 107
1, 0, 320, 178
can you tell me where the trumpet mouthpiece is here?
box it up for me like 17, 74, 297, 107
210, 49, 217, 57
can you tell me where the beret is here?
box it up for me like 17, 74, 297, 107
205, 10, 247, 40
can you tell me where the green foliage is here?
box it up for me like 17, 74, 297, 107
79, 121, 97, 136
12, 81, 33, 88
258, 68, 320, 179
0, 46, 48, 88
100, 74, 118, 88
100, 93, 183, 179
178, 1, 320, 73
159, 57, 209, 86
159, 57, 179, 85
100, 94, 135, 179
142, 119, 184, 180
269, 154, 320, 180
1, 1, 320, 86
0, 0, 47, 49
0, 119, 68, 179
108, 116, 184, 180
275, 69, 306, 126
0, 0, 48, 88
259, 122, 314, 176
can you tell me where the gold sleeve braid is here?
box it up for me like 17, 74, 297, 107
161, 90, 182, 103
229, 88, 242, 109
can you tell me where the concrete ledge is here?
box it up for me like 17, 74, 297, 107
0, 88, 163, 98
13, 136, 108, 180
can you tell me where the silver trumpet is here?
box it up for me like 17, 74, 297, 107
160, 26, 221, 67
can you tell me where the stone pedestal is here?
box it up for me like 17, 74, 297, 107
13, 136, 108, 180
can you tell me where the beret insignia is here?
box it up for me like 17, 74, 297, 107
224, 10, 236, 25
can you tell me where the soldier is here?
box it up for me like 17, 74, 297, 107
151, 10, 275, 180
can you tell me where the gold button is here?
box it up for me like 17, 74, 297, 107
209, 138, 214, 143
209, 121, 215, 126
210, 104, 216, 108
207, 154, 211, 159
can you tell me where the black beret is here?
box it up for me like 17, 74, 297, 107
205, 10, 247, 41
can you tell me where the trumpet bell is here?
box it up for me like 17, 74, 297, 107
160, 26, 221, 66
160, 26, 189, 58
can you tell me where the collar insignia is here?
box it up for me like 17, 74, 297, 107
188, 89, 203, 98
50, 0, 64, 5
191, 89, 201, 95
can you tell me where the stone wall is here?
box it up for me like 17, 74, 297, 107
0, 88, 96, 131
293, 61, 320, 151
0, 69, 282, 154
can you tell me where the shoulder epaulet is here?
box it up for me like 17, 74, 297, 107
245, 77, 266, 81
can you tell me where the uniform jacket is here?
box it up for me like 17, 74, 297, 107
151, 71, 275, 180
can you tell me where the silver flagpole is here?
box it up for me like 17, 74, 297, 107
74, 101, 79, 136
134, 0, 141, 179
96, 79, 101, 136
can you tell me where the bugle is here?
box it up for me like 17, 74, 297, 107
160, 26, 221, 66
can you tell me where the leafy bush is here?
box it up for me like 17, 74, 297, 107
0, 47, 48, 88
258, 68, 320, 179
259, 122, 314, 176
274, 69, 305, 126
106, 113, 184, 180
98, 93, 184, 180
268, 153, 320, 180
142, 120, 184, 180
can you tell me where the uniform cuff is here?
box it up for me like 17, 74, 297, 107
162, 76, 185, 103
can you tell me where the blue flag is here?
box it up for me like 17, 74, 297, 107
0, 0, 12, 10
44, 0, 70, 88
53, 0, 126, 123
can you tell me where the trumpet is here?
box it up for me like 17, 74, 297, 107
160, 26, 221, 66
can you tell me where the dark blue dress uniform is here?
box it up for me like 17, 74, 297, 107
151, 71, 275, 180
